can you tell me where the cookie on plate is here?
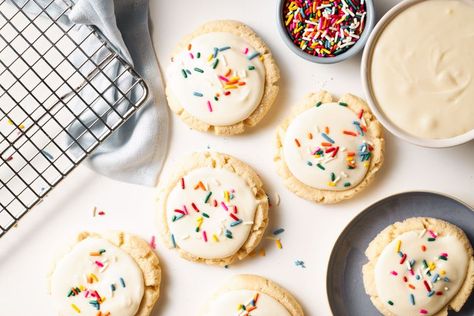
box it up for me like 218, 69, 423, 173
274, 90, 384, 204
200, 274, 304, 315
362, 217, 474, 316
165, 20, 280, 135
48, 231, 161, 316
156, 151, 269, 265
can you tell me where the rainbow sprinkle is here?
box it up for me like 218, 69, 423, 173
283, 0, 367, 57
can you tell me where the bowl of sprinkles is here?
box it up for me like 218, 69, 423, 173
278, 0, 375, 63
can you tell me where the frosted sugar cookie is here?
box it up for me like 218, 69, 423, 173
49, 231, 161, 316
200, 274, 304, 316
165, 20, 280, 135
157, 152, 268, 265
275, 90, 384, 204
363, 217, 474, 316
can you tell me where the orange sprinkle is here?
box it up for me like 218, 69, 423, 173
409, 284, 416, 290
259, 248, 266, 256
294, 138, 301, 147
347, 151, 356, 156
238, 82, 246, 86
343, 130, 357, 136
421, 245, 427, 252
89, 251, 101, 256
308, 132, 313, 139
325, 126, 330, 134
225, 69, 232, 77
321, 142, 332, 147
187, 43, 192, 51
194, 181, 206, 190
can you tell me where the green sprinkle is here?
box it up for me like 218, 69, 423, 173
119, 277, 126, 288
202, 213, 210, 218
196, 52, 201, 58
316, 163, 325, 170
315, 101, 322, 107
339, 102, 348, 107
307, 161, 313, 166
194, 67, 204, 73
428, 237, 436, 242
344, 182, 351, 187
204, 191, 212, 203
181, 69, 187, 78
193, 91, 203, 97
212, 58, 219, 69
248, 65, 255, 70
388, 300, 394, 306
195, 227, 200, 232
331, 172, 336, 181
439, 256, 448, 261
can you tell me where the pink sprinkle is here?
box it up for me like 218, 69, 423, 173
390, 271, 398, 276
189, 52, 194, 59
221, 201, 228, 211
420, 309, 428, 315
312, 147, 321, 155
150, 235, 156, 249
203, 230, 208, 242
95, 261, 104, 268
440, 252, 448, 257
183, 205, 189, 214
181, 178, 185, 189
218, 75, 229, 82
207, 101, 213, 112
84, 290, 90, 298
410, 269, 415, 276
244, 47, 249, 54
428, 230, 437, 238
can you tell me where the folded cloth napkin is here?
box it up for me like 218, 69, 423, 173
17, 0, 169, 186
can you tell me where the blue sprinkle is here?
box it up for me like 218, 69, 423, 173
110, 284, 116, 291
431, 273, 440, 283
213, 47, 218, 58
307, 161, 313, 166
171, 234, 176, 248
248, 51, 260, 60
295, 260, 306, 268
119, 277, 126, 288
219, 46, 231, 51
41, 150, 54, 161
193, 92, 204, 97
409, 294, 415, 305
428, 290, 435, 297
444, 277, 450, 282
321, 133, 335, 144
230, 220, 242, 227
273, 228, 285, 235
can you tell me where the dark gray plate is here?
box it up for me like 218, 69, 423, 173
327, 191, 474, 316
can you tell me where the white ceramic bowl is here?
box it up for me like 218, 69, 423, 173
361, 0, 474, 148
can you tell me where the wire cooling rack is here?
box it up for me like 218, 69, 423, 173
0, 0, 149, 237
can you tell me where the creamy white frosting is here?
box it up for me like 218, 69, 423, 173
206, 290, 291, 316
374, 230, 469, 316
166, 167, 258, 259
51, 238, 144, 316
283, 102, 372, 191
371, 0, 474, 139
166, 32, 266, 126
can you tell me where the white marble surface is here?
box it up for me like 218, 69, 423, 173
1, 0, 473, 315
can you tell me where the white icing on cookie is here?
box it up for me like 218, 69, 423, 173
166, 167, 257, 259
51, 238, 144, 316
374, 230, 470, 316
206, 290, 291, 316
283, 102, 372, 191
166, 32, 266, 126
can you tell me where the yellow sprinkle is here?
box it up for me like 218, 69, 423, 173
71, 303, 81, 313
213, 234, 219, 242
224, 85, 238, 90
285, 14, 293, 25
18, 124, 25, 129
429, 262, 436, 271
259, 55, 264, 61
395, 240, 401, 253
440, 270, 446, 275
207, 54, 213, 61
79, 285, 85, 291
328, 182, 336, 187
275, 239, 282, 249
364, 162, 370, 168
90, 273, 99, 282
321, 48, 331, 55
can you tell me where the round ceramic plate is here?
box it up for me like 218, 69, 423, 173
327, 191, 474, 316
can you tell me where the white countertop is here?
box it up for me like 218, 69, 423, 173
1, 0, 473, 315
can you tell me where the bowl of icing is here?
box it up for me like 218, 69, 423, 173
361, 0, 474, 148
277, 0, 375, 64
